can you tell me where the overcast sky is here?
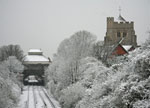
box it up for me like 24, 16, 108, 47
0, 0, 150, 58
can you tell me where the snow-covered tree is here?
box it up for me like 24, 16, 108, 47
47, 31, 150, 108
0, 44, 24, 62
93, 41, 117, 65
0, 56, 24, 108
75, 35, 150, 108
46, 30, 97, 106
4, 56, 24, 74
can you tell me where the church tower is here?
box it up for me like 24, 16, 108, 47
104, 11, 137, 47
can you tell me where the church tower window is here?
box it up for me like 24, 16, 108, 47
123, 32, 127, 37
117, 32, 121, 37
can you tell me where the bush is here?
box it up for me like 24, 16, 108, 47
0, 56, 23, 108
134, 56, 150, 78
59, 83, 85, 108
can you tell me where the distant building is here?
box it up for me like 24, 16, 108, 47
23, 49, 51, 85
103, 12, 138, 57
23, 49, 50, 65
104, 14, 137, 47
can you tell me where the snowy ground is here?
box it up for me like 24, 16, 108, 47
17, 86, 61, 108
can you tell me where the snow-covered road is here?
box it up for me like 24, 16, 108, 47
17, 86, 61, 108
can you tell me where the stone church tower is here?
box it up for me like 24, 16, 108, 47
104, 15, 137, 47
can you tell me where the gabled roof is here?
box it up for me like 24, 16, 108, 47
118, 15, 126, 23
109, 38, 136, 57
24, 55, 49, 62
111, 44, 128, 55
23, 55, 50, 64
122, 45, 132, 51
108, 38, 128, 56
23, 49, 50, 65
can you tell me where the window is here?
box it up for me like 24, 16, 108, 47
117, 32, 121, 37
123, 32, 127, 37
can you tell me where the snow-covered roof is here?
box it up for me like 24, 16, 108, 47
23, 55, 50, 64
119, 38, 124, 44
28, 49, 43, 55
122, 45, 132, 51
28, 49, 42, 53
117, 15, 126, 23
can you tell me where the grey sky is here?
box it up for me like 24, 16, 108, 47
0, 0, 150, 58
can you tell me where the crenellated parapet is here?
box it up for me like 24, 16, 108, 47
107, 17, 134, 29
105, 16, 137, 47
